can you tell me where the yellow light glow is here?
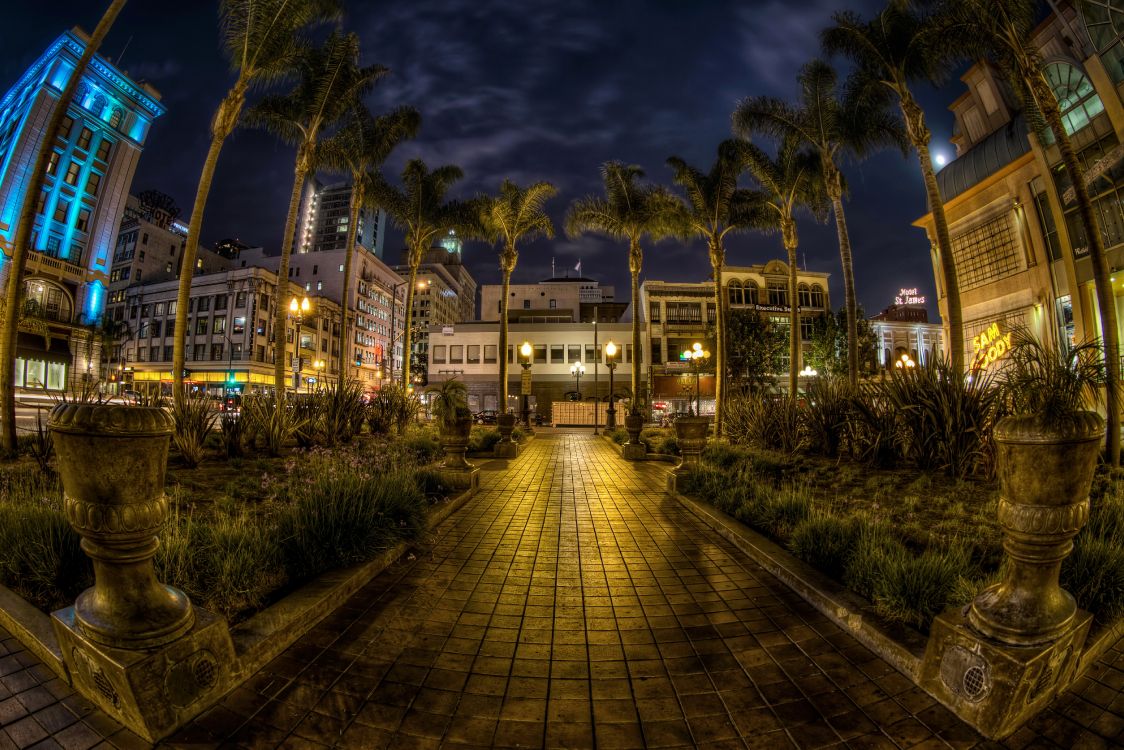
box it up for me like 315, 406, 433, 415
520, 341, 532, 358
605, 341, 617, 358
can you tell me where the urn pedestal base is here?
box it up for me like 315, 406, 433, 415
919, 607, 1092, 740
493, 441, 519, 458
621, 443, 647, 461
438, 466, 480, 492
52, 606, 236, 743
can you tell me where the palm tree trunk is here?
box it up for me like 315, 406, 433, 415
337, 180, 362, 385
172, 81, 246, 412
498, 264, 512, 411
900, 93, 964, 373
272, 161, 309, 405
401, 249, 421, 388
826, 164, 859, 387
0, 0, 127, 455
629, 239, 643, 410
783, 219, 800, 405
1033, 78, 1121, 465
709, 238, 725, 435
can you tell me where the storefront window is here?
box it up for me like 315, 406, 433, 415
25, 359, 45, 389
47, 362, 65, 390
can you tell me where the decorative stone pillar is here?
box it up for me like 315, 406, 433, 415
49, 403, 235, 743
494, 412, 518, 458
919, 412, 1103, 739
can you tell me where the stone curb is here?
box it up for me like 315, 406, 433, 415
666, 476, 926, 681
599, 433, 678, 463
0, 585, 67, 680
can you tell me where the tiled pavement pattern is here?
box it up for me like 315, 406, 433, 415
0, 433, 1122, 748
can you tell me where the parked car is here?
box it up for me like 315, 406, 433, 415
474, 410, 498, 425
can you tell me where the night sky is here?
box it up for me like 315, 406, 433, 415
3, 1, 961, 319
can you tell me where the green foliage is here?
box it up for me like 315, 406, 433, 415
368, 382, 419, 434
220, 413, 244, 459
0, 502, 88, 612
172, 395, 218, 468
400, 429, 442, 464
276, 470, 427, 581
870, 542, 973, 631
322, 379, 367, 445
242, 395, 305, 456
468, 428, 501, 453
607, 427, 629, 445
428, 378, 470, 428
789, 514, 860, 580
999, 332, 1105, 419
726, 393, 802, 453
801, 375, 853, 457
290, 395, 324, 448
640, 428, 679, 455
725, 309, 785, 394
804, 307, 878, 378
18, 409, 53, 474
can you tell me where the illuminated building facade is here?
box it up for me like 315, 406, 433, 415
294, 178, 387, 259
914, 1, 1124, 368
0, 29, 164, 391
870, 300, 944, 369
480, 277, 623, 323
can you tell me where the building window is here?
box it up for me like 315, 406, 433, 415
58, 115, 74, 138
151, 320, 162, 338
800, 316, 814, 341
549, 299, 557, 309
45, 236, 60, 256
449, 345, 463, 363
196, 318, 208, 335
85, 172, 101, 196
213, 317, 226, 335
810, 285, 825, 308
164, 345, 174, 361
63, 162, 80, 185
211, 343, 224, 361
215, 294, 228, 311
95, 139, 111, 162
950, 213, 1021, 292
233, 316, 245, 335
235, 291, 247, 308
1084, 1, 1124, 83
150, 346, 160, 362
533, 344, 547, 364
649, 301, 661, 322
76, 208, 90, 232
767, 283, 788, 307
467, 345, 480, 364
193, 344, 205, 361
197, 296, 210, 312
76, 127, 93, 150
52, 200, 68, 223
484, 345, 497, 363
46, 151, 59, 176
798, 284, 812, 307
550, 344, 564, 363
432, 345, 446, 364
1045, 62, 1105, 136
727, 280, 743, 306
568, 344, 581, 363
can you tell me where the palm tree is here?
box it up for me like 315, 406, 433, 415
478, 180, 557, 414
171, 0, 340, 411
566, 162, 686, 407
741, 136, 827, 403
822, 3, 968, 374
948, 0, 1120, 463
666, 141, 768, 435
315, 105, 420, 383
243, 32, 385, 403
733, 59, 907, 387
370, 160, 472, 387
0, 0, 127, 455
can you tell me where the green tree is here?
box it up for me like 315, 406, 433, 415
805, 307, 877, 378
725, 308, 787, 394
316, 105, 420, 382
733, 59, 906, 387
565, 163, 686, 409
948, 0, 1120, 464
666, 141, 769, 435
742, 136, 827, 404
0, 0, 128, 455
243, 32, 384, 405
477, 180, 557, 413
171, 0, 341, 412
822, 3, 968, 374
370, 160, 473, 387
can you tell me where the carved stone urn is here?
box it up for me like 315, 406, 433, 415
49, 403, 194, 650
440, 414, 475, 471
673, 416, 710, 473
624, 413, 645, 445
497, 412, 516, 443
969, 412, 1104, 646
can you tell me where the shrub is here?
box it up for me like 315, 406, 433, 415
414, 467, 452, 499
18, 409, 53, 474
401, 430, 442, 463
242, 396, 304, 456
846, 387, 898, 468
1063, 535, 1124, 622
290, 395, 324, 448
701, 442, 744, 470
368, 383, 419, 434
801, 376, 853, 457
640, 428, 679, 455
727, 394, 802, 453
220, 413, 244, 458
607, 427, 629, 445
0, 500, 89, 611
789, 513, 859, 580
276, 471, 428, 581
843, 521, 905, 601
323, 379, 366, 445
172, 395, 218, 468
869, 543, 972, 631
468, 428, 501, 453
754, 484, 813, 540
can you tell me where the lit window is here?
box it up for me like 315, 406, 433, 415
76, 209, 91, 232
1045, 62, 1105, 135
58, 115, 74, 138
63, 162, 80, 185
85, 172, 101, 196
76, 127, 93, 150
46, 152, 59, 175
52, 200, 69, 223
95, 139, 111, 162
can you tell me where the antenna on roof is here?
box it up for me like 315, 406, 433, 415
552, 257, 555, 278
115, 35, 133, 67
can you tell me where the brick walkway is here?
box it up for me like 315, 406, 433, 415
1, 432, 1123, 748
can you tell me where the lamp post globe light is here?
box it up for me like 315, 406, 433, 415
289, 295, 312, 395
570, 362, 585, 400
895, 352, 916, 369
604, 341, 619, 429
520, 341, 533, 428
311, 359, 325, 393
680, 342, 710, 416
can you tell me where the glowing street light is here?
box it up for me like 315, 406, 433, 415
895, 353, 916, 369
519, 341, 533, 428
680, 342, 711, 416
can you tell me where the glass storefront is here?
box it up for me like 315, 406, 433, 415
14, 357, 67, 390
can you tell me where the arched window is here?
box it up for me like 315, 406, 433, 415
1045, 62, 1105, 135
797, 283, 812, 307
727, 280, 743, 306
1083, 1, 1124, 83
745, 281, 758, 305
90, 93, 107, 118
810, 284, 825, 308
23, 279, 72, 323
108, 107, 124, 130
767, 282, 787, 307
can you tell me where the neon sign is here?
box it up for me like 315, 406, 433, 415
970, 322, 1013, 372
895, 288, 926, 305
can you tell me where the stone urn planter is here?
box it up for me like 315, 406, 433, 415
622, 413, 647, 460
673, 415, 710, 473
968, 412, 1104, 646
439, 414, 475, 471
49, 403, 194, 649
494, 412, 518, 457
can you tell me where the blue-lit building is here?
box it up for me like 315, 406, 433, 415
0, 28, 165, 391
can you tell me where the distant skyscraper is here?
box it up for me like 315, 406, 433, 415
294, 178, 387, 258
0, 28, 164, 391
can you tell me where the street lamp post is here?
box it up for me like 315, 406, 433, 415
311, 359, 325, 392
680, 341, 711, 416
604, 340, 619, 429
289, 295, 311, 394
519, 341, 533, 428
570, 362, 585, 401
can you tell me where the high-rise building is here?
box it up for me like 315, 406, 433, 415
0, 28, 165, 391
294, 178, 387, 258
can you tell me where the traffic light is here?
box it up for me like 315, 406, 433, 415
227, 371, 236, 385
355, 357, 362, 367
182, 369, 191, 379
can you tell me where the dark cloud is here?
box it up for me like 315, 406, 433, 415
2, 1, 960, 316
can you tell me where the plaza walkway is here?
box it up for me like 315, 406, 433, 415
0, 432, 1122, 748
